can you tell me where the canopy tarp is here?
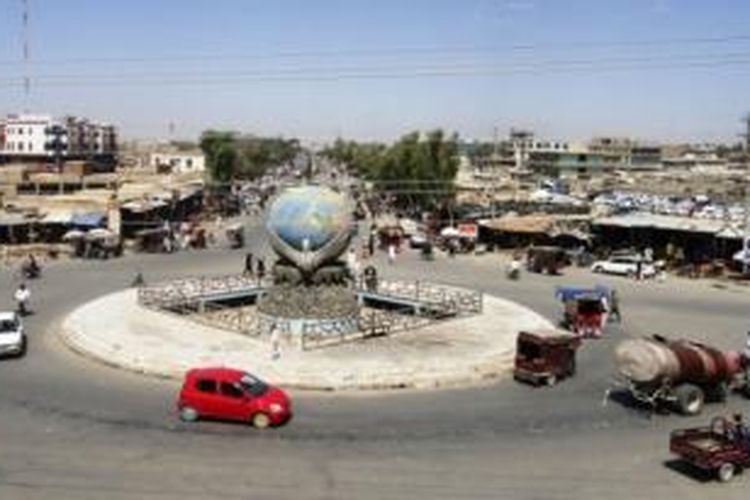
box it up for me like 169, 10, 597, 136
42, 210, 74, 224
71, 212, 106, 228
555, 285, 612, 303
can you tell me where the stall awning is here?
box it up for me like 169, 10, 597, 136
42, 211, 74, 224
71, 212, 106, 228
0, 213, 33, 227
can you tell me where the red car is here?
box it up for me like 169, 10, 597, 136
176, 367, 291, 428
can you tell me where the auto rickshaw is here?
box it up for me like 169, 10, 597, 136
514, 329, 581, 386
226, 223, 245, 249
555, 286, 612, 338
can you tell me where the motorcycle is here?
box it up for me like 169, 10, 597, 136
506, 260, 522, 280
21, 263, 41, 279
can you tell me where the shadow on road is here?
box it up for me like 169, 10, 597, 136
662, 459, 715, 483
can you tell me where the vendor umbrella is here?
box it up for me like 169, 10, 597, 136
440, 227, 460, 238
85, 228, 114, 240
62, 229, 86, 241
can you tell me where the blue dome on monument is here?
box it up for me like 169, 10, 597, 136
267, 186, 351, 253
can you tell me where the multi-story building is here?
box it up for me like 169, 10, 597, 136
0, 114, 54, 157
528, 149, 613, 178
589, 136, 662, 170
0, 114, 118, 168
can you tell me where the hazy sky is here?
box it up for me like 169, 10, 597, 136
1, 0, 750, 143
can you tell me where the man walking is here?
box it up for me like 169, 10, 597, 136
256, 258, 266, 282
14, 283, 31, 316
244, 252, 254, 276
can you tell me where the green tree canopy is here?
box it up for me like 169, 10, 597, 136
322, 130, 459, 210
199, 130, 301, 183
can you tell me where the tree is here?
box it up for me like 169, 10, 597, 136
213, 143, 238, 183
323, 130, 459, 212
200, 131, 301, 182
200, 130, 236, 182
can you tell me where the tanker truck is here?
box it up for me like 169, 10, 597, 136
611, 335, 750, 415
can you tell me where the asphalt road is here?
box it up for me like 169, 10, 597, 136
1, 222, 749, 499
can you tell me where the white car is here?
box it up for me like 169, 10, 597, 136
0, 312, 26, 358
591, 256, 656, 278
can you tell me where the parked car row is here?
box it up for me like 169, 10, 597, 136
593, 191, 747, 222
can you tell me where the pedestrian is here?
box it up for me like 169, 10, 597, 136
609, 290, 621, 323
387, 243, 396, 264
368, 232, 375, 257
244, 252, 254, 276
270, 325, 281, 361
730, 413, 750, 449
14, 283, 30, 316
256, 258, 266, 282
346, 247, 358, 278
635, 259, 642, 281
162, 234, 173, 254
644, 246, 654, 263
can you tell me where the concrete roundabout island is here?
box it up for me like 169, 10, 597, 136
58, 185, 552, 391
60, 284, 552, 390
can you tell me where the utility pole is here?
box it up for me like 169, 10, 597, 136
22, 0, 31, 111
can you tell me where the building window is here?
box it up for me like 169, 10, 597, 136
28, 142, 33, 152
18, 142, 24, 151
186, 159, 193, 168
18, 128, 23, 135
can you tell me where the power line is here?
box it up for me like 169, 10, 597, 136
0, 33, 749, 67
2, 55, 749, 89
3, 50, 748, 83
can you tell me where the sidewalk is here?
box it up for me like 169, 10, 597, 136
60, 288, 552, 391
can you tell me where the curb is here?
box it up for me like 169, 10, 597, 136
58, 290, 547, 392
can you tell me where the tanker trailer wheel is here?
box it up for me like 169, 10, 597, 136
674, 384, 705, 416
717, 462, 736, 483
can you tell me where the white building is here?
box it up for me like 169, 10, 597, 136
0, 113, 117, 163
149, 152, 205, 174
0, 114, 55, 157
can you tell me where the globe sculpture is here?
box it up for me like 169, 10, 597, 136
266, 186, 353, 284
259, 186, 359, 330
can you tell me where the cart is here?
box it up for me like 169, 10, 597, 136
514, 329, 581, 386
670, 416, 750, 482
555, 286, 612, 338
